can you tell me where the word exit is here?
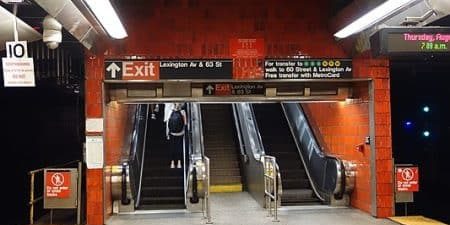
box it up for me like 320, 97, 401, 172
105, 61, 160, 80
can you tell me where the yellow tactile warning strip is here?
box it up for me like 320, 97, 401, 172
389, 216, 448, 225
210, 184, 243, 193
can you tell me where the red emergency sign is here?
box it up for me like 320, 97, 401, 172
46, 171, 71, 198
396, 167, 419, 192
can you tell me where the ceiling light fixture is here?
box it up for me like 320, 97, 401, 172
83, 0, 127, 39
334, 0, 420, 39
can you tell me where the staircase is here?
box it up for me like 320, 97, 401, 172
253, 103, 320, 205
138, 104, 185, 210
201, 104, 242, 193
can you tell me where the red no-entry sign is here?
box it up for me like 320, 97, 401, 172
396, 167, 419, 192
45, 171, 71, 198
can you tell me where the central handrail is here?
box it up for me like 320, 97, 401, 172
232, 104, 248, 162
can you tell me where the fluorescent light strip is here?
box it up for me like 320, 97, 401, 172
334, 0, 418, 39
84, 0, 127, 39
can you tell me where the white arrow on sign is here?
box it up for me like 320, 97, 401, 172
205, 85, 214, 95
106, 62, 121, 78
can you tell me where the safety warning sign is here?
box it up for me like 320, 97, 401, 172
46, 171, 71, 198
396, 166, 419, 192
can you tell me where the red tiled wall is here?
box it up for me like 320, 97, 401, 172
302, 56, 392, 217
303, 100, 372, 213
104, 102, 136, 216
354, 56, 393, 218
104, 102, 136, 166
104, 0, 346, 58
85, 0, 393, 223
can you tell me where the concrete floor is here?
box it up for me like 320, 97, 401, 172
107, 192, 399, 225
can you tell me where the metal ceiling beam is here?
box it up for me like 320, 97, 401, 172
32, 0, 98, 50
0, 5, 41, 50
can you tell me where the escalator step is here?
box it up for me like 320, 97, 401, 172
144, 168, 184, 176
140, 196, 185, 205
281, 189, 320, 204
137, 204, 185, 210
282, 178, 311, 189
141, 186, 184, 197
142, 176, 184, 187
281, 169, 308, 179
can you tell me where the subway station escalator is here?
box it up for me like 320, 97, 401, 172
252, 104, 321, 205
137, 104, 185, 210
201, 104, 243, 192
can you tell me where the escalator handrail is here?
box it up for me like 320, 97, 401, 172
232, 104, 249, 162
135, 104, 150, 208
185, 103, 205, 204
281, 103, 344, 200
189, 103, 205, 160
248, 103, 268, 160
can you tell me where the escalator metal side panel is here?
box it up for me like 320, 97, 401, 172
233, 103, 266, 207
186, 103, 206, 211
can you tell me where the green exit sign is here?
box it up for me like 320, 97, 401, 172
371, 27, 450, 56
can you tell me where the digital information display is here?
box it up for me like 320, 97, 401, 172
371, 27, 450, 56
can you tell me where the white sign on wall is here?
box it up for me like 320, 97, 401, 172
85, 136, 104, 169
2, 41, 35, 87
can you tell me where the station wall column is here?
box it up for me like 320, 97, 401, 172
85, 51, 105, 225
354, 56, 393, 218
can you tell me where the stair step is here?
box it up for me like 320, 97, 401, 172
205, 146, 238, 151
210, 175, 242, 185
206, 153, 239, 159
209, 160, 239, 169
210, 168, 240, 176
210, 184, 242, 193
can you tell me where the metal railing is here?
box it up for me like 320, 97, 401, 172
202, 157, 212, 224
262, 155, 279, 222
28, 160, 82, 225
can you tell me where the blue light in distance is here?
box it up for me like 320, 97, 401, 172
423, 131, 430, 137
404, 121, 413, 129
423, 106, 430, 113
